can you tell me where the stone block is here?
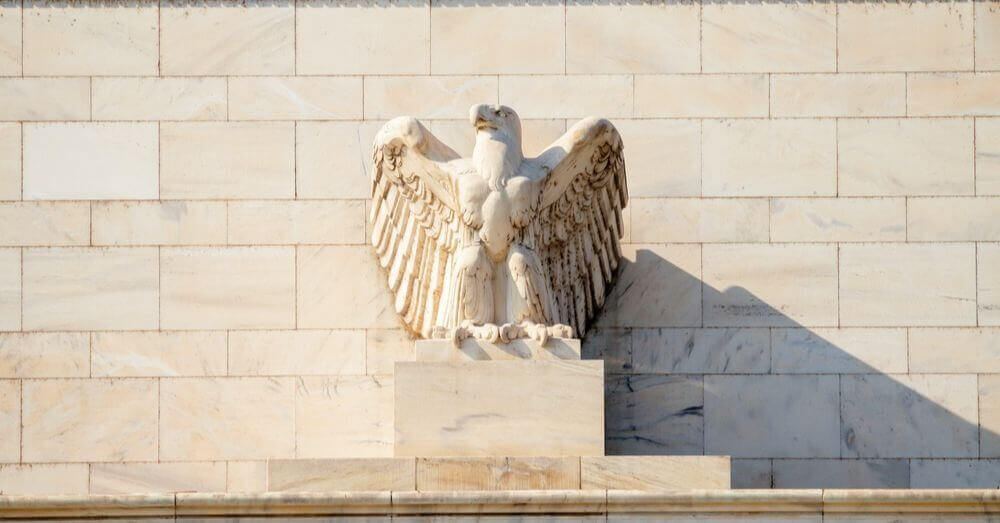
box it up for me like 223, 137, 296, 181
981, 374, 1000, 457
431, 2, 563, 74
908, 73, 1000, 116
615, 120, 700, 197
703, 119, 836, 196
631, 328, 770, 374
839, 244, 976, 326
979, 2, 1000, 70
22, 378, 158, 462
91, 331, 227, 378
160, 377, 295, 461
295, 375, 394, 458
581, 456, 730, 490
297, 0, 429, 75
366, 329, 415, 375
841, 374, 979, 458
0, 248, 16, 331
499, 75, 633, 119
838, 2, 973, 71
296, 121, 381, 200
606, 375, 704, 455
161, 247, 295, 330
566, 2, 698, 74
703, 244, 838, 327
364, 77, 497, 120
92, 201, 227, 246
770, 328, 907, 374
22, 247, 158, 331
908, 197, 1000, 241
731, 459, 772, 489
839, 118, 974, 196
630, 198, 768, 243
90, 462, 227, 494
772, 459, 909, 489
160, 122, 294, 199
92, 78, 227, 121
0, 123, 18, 199
769, 198, 906, 243
23, 123, 158, 200
770, 74, 906, 118
395, 361, 603, 457
23, 1, 157, 75
581, 328, 631, 374
160, 1, 293, 75
910, 459, 1000, 488
0, 332, 89, 378
705, 375, 840, 458
0, 1, 18, 75
227, 200, 366, 245
0, 202, 89, 246
0, 78, 89, 121
0, 464, 88, 495
415, 338, 580, 362
417, 457, 579, 491
228, 77, 363, 120
978, 118, 1000, 195
595, 244, 702, 328
228, 330, 365, 376
981, 244, 1000, 325
702, 3, 835, 72
269, 458, 415, 492
297, 245, 399, 329
227, 461, 267, 493
0, 380, 16, 462
909, 328, 1000, 373
634, 75, 768, 118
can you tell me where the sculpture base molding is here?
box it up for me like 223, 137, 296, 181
414, 337, 581, 361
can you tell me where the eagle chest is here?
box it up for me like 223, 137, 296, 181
457, 174, 539, 259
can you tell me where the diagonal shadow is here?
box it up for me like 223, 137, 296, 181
586, 248, 1000, 489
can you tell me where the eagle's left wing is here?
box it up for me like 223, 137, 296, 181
524, 117, 628, 338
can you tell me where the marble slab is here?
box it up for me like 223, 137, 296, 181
268, 458, 415, 492
417, 457, 579, 491
394, 360, 604, 457
581, 456, 731, 490
414, 338, 580, 362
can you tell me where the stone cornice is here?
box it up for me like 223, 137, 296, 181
2, 490, 1000, 519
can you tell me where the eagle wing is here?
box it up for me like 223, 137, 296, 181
370, 116, 464, 337
525, 117, 628, 338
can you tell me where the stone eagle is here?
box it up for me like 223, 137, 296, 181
370, 104, 627, 345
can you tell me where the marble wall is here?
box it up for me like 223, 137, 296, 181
0, 0, 998, 494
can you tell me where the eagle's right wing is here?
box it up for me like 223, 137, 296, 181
370, 117, 464, 337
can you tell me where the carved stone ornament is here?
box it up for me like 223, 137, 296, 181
369, 104, 628, 345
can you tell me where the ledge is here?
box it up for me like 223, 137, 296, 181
2, 490, 1000, 519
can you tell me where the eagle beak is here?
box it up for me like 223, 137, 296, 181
470, 104, 496, 131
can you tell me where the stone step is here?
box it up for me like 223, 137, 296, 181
267, 456, 731, 492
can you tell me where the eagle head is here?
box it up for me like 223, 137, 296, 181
470, 104, 521, 146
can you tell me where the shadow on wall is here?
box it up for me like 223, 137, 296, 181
586, 248, 999, 490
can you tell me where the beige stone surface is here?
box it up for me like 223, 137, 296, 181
581, 456, 730, 490
229, 77, 363, 121
0, 202, 89, 246
0, 1, 19, 75
908, 197, 1000, 241
415, 338, 580, 362
634, 75, 768, 118
0, 123, 18, 200
838, 118, 974, 196
908, 73, 1000, 116
296, 121, 380, 200
981, 374, 1000, 457
92, 78, 227, 121
227, 200, 365, 245
771, 328, 908, 374
979, 1, 1000, 70
431, 3, 563, 74
614, 120, 699, 197
269, 458, 414, 492
366, 329, 414, 375
0, 464, 89, 495
93, 201, 227, 246
395, 361, 603, 457
364, 76, 497, 120
840, 244, 977, 326
161, 247, 295, 330
596, 244, 702, 328
566, 2, 698, 74
0, 332, 88, 378
22, 378, 157, 462
0, 248, 16, 331
90, 462, 227, 494
297, 0, 428, 75
838, 2, 973, 72
703, 119, 836, 196
979, 118, 1000, 195
22, 247, 158, 331
0, 77, 89, 121
770, 74, 906, 117
160, 1, 293, 75
631, 198, 768, 243
499, 75, 632, 118
909, 328, 1000, 373
630, 328, 769, 374
228, 330, 365, 376
227, 461, 267, 493
297, 245, 398, 329
417, 457, 579, 491
91, 331, 227, 378
0, 379, 16, 462
295, 375, 394, 458
703, 244, 839, 327
160, 377, 294, 461
160, 122, 294, 199
23, 123, 158, 200
979, 243, 1000, 325
23, 1, 157, 75
702, 3, 836, 72
770, 198, 906, 243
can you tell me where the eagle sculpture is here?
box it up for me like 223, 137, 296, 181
370, 104, 627, 345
